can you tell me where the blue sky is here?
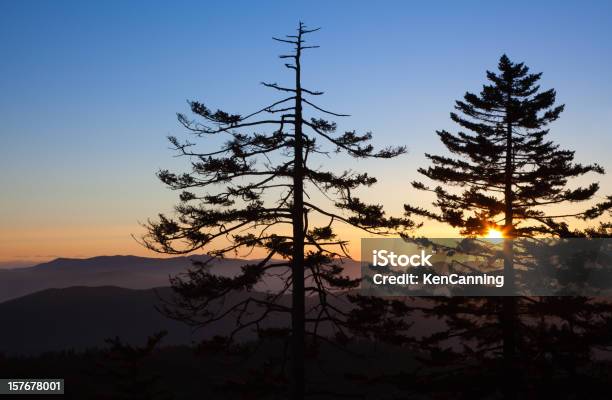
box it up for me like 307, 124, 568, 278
1, 0, 611, 263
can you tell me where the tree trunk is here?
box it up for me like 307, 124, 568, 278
291, 27, 306, 400
502, 95, 517, 399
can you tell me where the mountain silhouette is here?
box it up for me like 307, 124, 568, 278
0, 285, 296, 356
0, 256, 362, 355
0, 255, 361, 303
0, 286, 195, 355
0, 284, 365, 356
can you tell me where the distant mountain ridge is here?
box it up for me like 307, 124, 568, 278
28, 254, 214, 271
0, 255, 248, 303
0, 285, 335, 355
0, 286, 202, 355
0, 255, 360, 303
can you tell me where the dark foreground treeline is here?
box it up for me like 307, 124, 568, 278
2, 335, 612, 400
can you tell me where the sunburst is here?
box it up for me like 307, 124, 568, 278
485, 228, 503, 239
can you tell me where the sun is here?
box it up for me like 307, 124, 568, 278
485, 228, 504, 239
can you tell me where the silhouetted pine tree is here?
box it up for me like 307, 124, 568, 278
404, 55, 612, 398
142, 22, 414, 399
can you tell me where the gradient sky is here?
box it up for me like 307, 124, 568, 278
1, 0, 611, 265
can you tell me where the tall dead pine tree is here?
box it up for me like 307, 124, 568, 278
143, 23, 414, 399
